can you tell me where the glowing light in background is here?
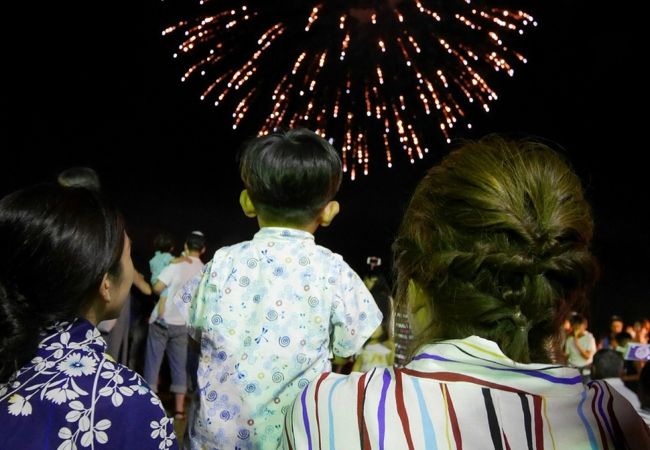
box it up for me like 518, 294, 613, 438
162, 1, 536, 179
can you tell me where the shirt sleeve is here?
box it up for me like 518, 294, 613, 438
329, 260, 383, 357
187, 259, 220, 342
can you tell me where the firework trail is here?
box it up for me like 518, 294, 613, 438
163, 0, 536, 178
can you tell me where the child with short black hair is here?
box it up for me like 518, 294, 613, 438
183, 128, 382, 450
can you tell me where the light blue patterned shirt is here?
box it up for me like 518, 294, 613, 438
149, 251, 174, 284
180, 227, 382, 450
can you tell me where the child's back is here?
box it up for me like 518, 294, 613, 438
185, 129, 382, 450
188, 227, 381, 449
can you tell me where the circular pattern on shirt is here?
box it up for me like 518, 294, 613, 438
268, 242, 275, 247
217, 351, 227, 361
181, 292, 192, 303
281, 405, 289, 415
238, 429, 250, 440
298, 256, 310, 266
307, 296, 319, 307
360, 312, 367, 321
296, 353, 307, 364
273, 266, 284, 277
314, 316, 322, 324
247, 419, 255, 426
328, 277, 336, 284
297, 378, 309, 389
266, 310, 278, 321
285, 257, 292, 263
274, 397, 281, 404
278, 336, 290, 347
242, 353, 248, 360
300, 339, 306, 346
246, 258, 258, 268
225, 287, 231, 294
272, 372, 284, 383
220, 410, 231, 421
228, 329, 236, 335
257, 372, 265, 379
207, 390, 218, 402
275, 299, 283, 307
211, 314, 223, 325
303, 285, 310, 291
245, 383, 256, 393
253, 294, 261, 303
239, 276, 250, 287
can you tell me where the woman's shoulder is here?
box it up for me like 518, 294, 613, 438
306, 367, 397, 398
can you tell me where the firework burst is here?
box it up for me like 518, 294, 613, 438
162, 0, 536, 178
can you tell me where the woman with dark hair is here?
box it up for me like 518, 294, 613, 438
282, 135, 650, 449
0, 184, 177, 449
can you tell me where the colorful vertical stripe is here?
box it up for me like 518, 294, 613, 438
282, 337, 650, 450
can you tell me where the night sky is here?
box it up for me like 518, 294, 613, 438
2, 1, 647, 335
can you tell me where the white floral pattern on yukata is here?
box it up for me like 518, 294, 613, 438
180, 227, 382, 450
0, 319, 178, 450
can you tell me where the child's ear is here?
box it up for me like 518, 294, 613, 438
239, 189, 257, 218
319, 201, 340, 227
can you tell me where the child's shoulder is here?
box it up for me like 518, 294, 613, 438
208, 239, 254, 261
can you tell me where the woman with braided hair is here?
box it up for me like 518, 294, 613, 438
282, 135, 649, 449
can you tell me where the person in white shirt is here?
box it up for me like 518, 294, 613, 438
143, 231, 206, 420
565, 312, 597, 382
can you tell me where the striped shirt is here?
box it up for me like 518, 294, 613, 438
282, 336, 650, 450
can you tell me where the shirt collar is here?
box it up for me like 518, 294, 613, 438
40, 318, 107, 354
406, 336, 584, 396
253, 227, 315, 242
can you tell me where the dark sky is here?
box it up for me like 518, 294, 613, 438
2, 1, 647, 334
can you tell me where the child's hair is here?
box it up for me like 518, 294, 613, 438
238, 128, 342, 225
570, 313, 588, 327
186, 230, 206, 252
153, 231, 175, 253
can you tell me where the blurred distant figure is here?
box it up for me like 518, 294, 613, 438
144, 231, 206, 421
599, 314, 625, 350
592, 348, 641, 408
638, 363, 650, 427
565, 312, 597, 383
148, 231, 187, 326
